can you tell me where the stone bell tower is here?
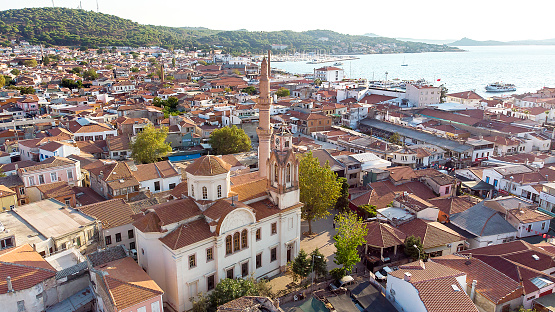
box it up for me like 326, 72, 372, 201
256, 51, 272, 178
268, 124, 300, 210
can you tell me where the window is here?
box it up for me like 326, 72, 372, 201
202, 186, 207, 200
154, 181, 160, 192
274, 163, 278, 182
128, 229, 134, 239
151, 301, 161, 312
50, 172, 57, 182
19, 187, 25, 195
28, 176, 35, 186
286, 163, 291, 183
17, 301, 25, 312
130, 242, 136, 250
242, 261, 249, 277
270, 247, 277, 262
542, 222, 546, 230
527, 224, 532, 232
206, 247, 214, 262
256, 253, 262, 268
485, 176, 490, 184
39, 175, 45, 184
227, 267, 234, 279
64, 198, 71, 206
494, 179, 498, 187
189, 254, 196, 268
207, 274, 215, 291
115, 233, 121, 242
256, 228, 261, 241
0, 237, 14, 249
217, 185, 222, 198
137, 307, 146, 312
241, 229, 248, 249
191, 185, 194, 197
226, 235, 232, 255
445, 186, 450, 194
233, 232, 240, 252
105, 235, 112, 245
169, 183, 176, 190
67, 170, 73, 181
271, 222, 277, 235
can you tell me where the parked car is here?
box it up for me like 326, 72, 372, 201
329, 275, 355, 291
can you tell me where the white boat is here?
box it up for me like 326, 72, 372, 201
334, 62, 343, 66
485, 82, 516, 92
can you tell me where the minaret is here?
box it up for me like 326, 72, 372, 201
256, 52, 272, 178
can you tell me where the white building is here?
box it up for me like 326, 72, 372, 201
133, 160, 182, 193
133, 134, 302, 311
314, 66, 344, 82
38, 141, 80, 161
406, 84, 441, 107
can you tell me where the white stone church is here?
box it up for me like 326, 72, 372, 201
132, 55, 302, 312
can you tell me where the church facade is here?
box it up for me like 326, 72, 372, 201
132, 53, 302, 312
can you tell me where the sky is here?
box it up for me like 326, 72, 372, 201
1, 0, 554, 42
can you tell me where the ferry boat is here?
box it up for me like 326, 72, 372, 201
485, 82, 516, 92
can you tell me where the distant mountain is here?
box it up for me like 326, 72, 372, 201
0, 7, 461, 54
364, 33, 380, 37
449, 37, 555, 46
397, 38, 455, 45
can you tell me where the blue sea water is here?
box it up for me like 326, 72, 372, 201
270, 46, 555, 97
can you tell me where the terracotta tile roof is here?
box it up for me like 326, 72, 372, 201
19, 156, 75, 173
185, 155, 231, 176
36, 181, 75, 198
508, 207, 552, 223
230, 172, 262, 186
38, 141, 64, 152
204, 199, 250, 221
230, 178, 268, 201
364, 221, 406, 248
132, 211, 163, 233
221, 154, 243, 167
433, 255, 523, 305
73, 186, 106, 206
428, 196, 479, 216
79, 199, 134, 229
133, 198, 201, 231
385, 166, 416, 183
159, 218, 215, 250
247, 199, 283, 221
413, 276, 479, 312
75, 140, 105, 154
0, 244, 56, 294
133, 160, 179, 182
169, 181, 188, 199
368, 180, 435, 209
391, 260, 464, 283
96, 257, 163, 311
398, 219, 464, 250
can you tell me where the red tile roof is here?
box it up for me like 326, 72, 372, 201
0, 244, 56, 294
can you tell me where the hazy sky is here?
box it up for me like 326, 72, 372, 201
2, 0, 554, 41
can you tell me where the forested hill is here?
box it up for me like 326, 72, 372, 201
0, 7, 461, 54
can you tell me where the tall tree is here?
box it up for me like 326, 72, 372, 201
334, 177, 350, 213
440, 84, 448, 103
208, 125, 251, 155
291, 249, 311, 283
276, 87, 290, 97
130, 125, 172, 164
404, 235, 425, 260
205, 277, 272, 309
299, 151, 341, 234
83, 68, 98, 80
0, 75, 5, 88
333, 212, 368, 275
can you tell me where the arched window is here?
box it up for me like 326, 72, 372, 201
233, 232, 240, 252
202, 186, 208, 200
241, 229, 248, 249
217, 185, 222, 198
286, 163, 291, 183
225, 235, 232, 255
274, 163, 278, 183
191, 185, 194, 197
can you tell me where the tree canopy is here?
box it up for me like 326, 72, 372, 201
208, 125, 251, 155
191, 277, 272, 312
334, 177, 350, 213
130, 125, 172, 164
405, 235, 426, 260
83, 68, 98, 81
291, 249, 312, 283
299, 151, 341, 234
334, 212, 368, 275
276, 87, 290, 97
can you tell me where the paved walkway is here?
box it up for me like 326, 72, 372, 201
269, 214, 340, 294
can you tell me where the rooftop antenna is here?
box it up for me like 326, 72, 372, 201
96, 0, 99, 12
51, 0, 55, 7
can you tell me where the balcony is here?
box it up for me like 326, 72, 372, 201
540, 191, 555, 205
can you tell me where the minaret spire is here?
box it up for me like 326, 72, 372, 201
256, 51, 272, 178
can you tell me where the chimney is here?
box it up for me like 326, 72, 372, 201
99, 171, 104, 179
274, 297, 280, 309
14, 164, 18, 171
7, 276, 13, 293
404, 272, 412, 282
470, 280, 477, 302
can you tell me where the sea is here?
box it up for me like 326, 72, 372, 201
269, 45, 555, 97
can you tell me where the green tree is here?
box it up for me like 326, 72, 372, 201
291, 249, 311, 283
276, 87, 290, 97
299, 151, 341, 234
224, 87, 231, 93
333, 212, 368, 275
232, 68, 241, 75
172, 57, 176, 68
439, 84, 448, 103
83, 68, 98, 80
42, 55, 51, 66
0, 75, 5, 88
71, 67, 82, 74
359, 204, 377, 219
61, 79, 83, 89
105, 64, 113, 70
206, 278, 271, 309
314, 78, 322, 86
405, 235, 425, 260
23, 59, 38, 67
148, 57, 157, 65
130, 67, 139, 73
335, 177, 350, 213
130, 125, 172, 164
310, 248, 328, 279
190, 293, 210, 312
10, 69, 20, 76
197, 60, 207, 66
0, 168, 6, 178
208, 125, 251, 155
388, 132, 402, 145
241, 86, 256, 95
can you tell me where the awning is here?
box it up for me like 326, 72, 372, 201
327, 294, 359, 312
469, 180, 495, 191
